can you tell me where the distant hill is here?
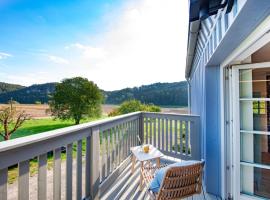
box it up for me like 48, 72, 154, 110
0, 83, 56, 104
0, 82, 25, 94
105, 82, 188, 106
0, 81, 188, 106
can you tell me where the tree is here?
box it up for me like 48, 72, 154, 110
0, 103, 29, 140
49, 77, 103, 124
108, 100, 161, 116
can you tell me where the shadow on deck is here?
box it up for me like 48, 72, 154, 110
100, 157, 220, 200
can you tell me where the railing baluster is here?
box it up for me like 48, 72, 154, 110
145, 117, 148, 144
162, 119, 165, 151
102, 131, 106, 180
154, 118, 156, 147
0, 168, 8, 200
53, 148, 61, 200
90, 127, 100, 200
180, 121, 183, 154
18, 160, 29, 200
116, 126, 119, 166
66, 143, 73, 200
149, 118, 152, 145
85, 137, 91, 197
174, 120, 178, 155
127, 121, 131, 154
170, 119, 173, 153
38, 154, 47, 200
166, 118, 168, 152
76, 140, 82, 200
107, 130, 110, 176
186, 121, 189, 155
133, 120, 138, 146
158, 118, 161, 149
112, 128, 115, 170
131, 120, 135, 147
123, 123, 127, 160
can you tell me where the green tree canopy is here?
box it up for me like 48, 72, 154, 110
109, 99, 161, 116
49, 77, 103, 124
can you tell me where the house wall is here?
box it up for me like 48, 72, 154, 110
188, 1, 270, 198
205, 66, 221, 196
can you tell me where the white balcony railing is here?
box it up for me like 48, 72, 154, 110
0, 112, 200, 200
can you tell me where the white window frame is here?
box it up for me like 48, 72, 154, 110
231, 61, 270, 200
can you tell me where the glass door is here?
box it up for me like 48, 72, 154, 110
233, 63, 270, 200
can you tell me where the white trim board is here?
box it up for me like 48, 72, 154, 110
221, 16, 270, 68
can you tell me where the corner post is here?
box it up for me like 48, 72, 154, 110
190, 116, 201, 160
90, 126, 100, 200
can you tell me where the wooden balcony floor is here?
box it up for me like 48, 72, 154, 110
100, 157, 220, 200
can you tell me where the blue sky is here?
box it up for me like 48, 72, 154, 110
0, 0, 188, 90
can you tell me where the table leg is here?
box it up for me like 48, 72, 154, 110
139, 161, 144, 191
156, 157, 160, 168
131, 154, 136, 174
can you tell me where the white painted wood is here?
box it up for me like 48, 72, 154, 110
149, 118, 152, 145
76, 140, 82, 200
90, 126, 100, 200
85, 136, 91, 197
170, 119, 173, 152
0, 168, 7, 200
180, 121, 183, 154
175, 120, 178, 154
18, 160, 29, 200
38, 154, 47, 200
112, 128, 115, 170
66, 143, 73, 200
158, 118, 161, 149
166, 118, 168, 152
145, 117, 148, 144
53, 148, 61, 200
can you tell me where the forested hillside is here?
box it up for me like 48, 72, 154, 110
0, 82, 25, 94
0, 81, 188, 106
0, 83, 56, 104
105, 82, 188, 106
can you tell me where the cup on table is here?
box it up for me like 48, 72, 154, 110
143, 145, 150, 153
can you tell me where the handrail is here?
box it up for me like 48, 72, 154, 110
0, 111, 141, 152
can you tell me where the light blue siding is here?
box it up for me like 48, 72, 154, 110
205, 66, 221, 196
190, 63, 222, 197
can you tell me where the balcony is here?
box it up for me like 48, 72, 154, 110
0, 112, 217, 200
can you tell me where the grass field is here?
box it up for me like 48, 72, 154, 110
0, 117, 100, 142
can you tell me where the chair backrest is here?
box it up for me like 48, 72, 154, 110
156, 161, 205, 200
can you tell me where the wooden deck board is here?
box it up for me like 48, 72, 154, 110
100, 157, 219, 200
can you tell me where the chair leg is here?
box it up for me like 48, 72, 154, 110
139, 161, 144, 191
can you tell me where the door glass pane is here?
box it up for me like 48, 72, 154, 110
240, 100, 269, 131
240, 68, 270, 98
241, 164, 270, 199
241, 133, 270, 165
239, 67, 270, 198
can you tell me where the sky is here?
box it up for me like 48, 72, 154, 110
0, 0, 189, 91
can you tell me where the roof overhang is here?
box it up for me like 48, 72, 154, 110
185, 0, 234, 79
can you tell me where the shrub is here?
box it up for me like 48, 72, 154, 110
108, 100, 161, 116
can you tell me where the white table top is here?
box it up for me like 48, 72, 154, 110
130, 145, 164, 162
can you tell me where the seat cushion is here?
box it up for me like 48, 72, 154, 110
149, 160, 202, 193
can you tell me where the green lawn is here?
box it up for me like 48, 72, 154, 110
0, 117, 102, 142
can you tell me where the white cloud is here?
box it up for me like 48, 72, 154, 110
0, 52, 12, 60
47, 55, 69, 64
66, 43, 106, 60
65, 0, 189, 90
2, 0, 189, 90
